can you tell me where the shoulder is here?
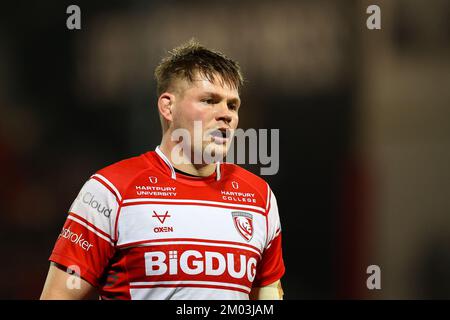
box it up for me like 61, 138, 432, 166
224, 163, 268, 188
222, 163, 273, 207
91, 153, 152, 201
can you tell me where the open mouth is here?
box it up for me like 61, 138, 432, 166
210, 128, 230, 144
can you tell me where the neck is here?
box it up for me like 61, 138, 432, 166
159, 132, 216, 177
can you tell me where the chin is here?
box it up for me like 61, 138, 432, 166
202, 143, 228, 163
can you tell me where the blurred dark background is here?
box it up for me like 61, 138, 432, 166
1, 0, 449, 299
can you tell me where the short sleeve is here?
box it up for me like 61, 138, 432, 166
49, 174, 120, 287
253, 188, 285, 287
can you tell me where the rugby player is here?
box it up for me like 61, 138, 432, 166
40, 40, 285, 300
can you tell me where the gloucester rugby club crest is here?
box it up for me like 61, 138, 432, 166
232, 211, 253, 241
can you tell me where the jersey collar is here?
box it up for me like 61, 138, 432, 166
155, 145, 222, 181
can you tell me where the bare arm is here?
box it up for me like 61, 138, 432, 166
249, 280, 284, 300
40, 262, 98, 300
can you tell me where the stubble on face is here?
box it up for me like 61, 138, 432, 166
169, 73, 240, 166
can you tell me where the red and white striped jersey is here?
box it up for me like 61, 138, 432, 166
49, 146, 285, 300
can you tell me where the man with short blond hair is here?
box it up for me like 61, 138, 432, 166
41, 40, 285, 300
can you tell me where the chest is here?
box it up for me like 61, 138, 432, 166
116, 200, 267, 252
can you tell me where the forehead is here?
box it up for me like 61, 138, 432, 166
176, 72, 240, 100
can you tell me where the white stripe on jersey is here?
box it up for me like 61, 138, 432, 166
130, 280, 251, 293
68, 215, 114, 245
122, 198, 266, 213
129, 287, 247, 300
116, 203, 267, 250
265, 184, 271, 212
92, 173, 122, 202
69, 178, 119, 239
118, 240, 261, 257
155, 146, 176, 179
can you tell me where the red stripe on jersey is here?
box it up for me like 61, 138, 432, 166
68, 212, 113, 241
49, 252, 101, 288
91, 175, 122, 204
50, 218, 117, 288
266, 229, 281, 249
114, 205, 122, 243
253, 233, 285, 287
123, 243, 259, 291
117, 237, 262, 255
265, 186, 271, 212
122, 200, 266, 216
265, 195, 271, 247
129, 283, 249, 295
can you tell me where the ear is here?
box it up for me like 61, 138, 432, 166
158, 92, 175, 124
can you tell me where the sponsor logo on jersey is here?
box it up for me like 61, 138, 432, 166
76, 191, 112, 217
221, 190, 257, 203
59, 226, 94, 251
144, 248, 257, 282
135, 185, 177, 197
152, 210, 174, 233
232, 211, 253, 241
152, 210, 171, 224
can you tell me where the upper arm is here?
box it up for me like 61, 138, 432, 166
249, 280, 284, 300
46, 175, 120, 292
253, 188, 285, 289
40, 262, 98, 300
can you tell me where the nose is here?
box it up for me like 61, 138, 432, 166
215, 102, 233, 124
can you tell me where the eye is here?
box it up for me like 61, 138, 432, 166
202, 98, 214, 104
228, 103, 238, 111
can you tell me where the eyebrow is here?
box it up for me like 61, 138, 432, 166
202, 91, 241, 105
